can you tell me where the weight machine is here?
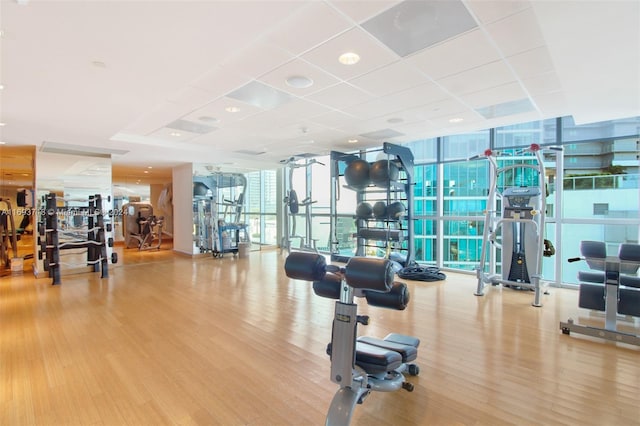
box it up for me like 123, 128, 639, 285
281, 157, 323, 253
474, 144, 560, 307
122, 202, 164, 251
560, 241, 640, 346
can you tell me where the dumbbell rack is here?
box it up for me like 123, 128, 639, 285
38, 193, 116, 285
330, 142, 415, 266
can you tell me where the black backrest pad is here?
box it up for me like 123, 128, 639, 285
618, 243, 640, 275
284, 252, 326, 281
345, 257, 393, 292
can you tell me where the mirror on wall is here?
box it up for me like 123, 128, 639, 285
34, 150, 113, 278
192, 164, 249, 256
0, 145, 35, 275
111, 165, 173, 246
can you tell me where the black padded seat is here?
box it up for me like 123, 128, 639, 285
355, 342, 402, 374
357, 336, 418, 363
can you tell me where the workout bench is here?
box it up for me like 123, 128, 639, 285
284, 252, 420, 426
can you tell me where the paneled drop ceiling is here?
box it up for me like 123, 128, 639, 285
1, 0, 638, 176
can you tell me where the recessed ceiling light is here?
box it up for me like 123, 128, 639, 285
0, 84, 4, 90
387, 118, 403, 124
0, 122, 5, 126
147, 166, 153, 169
449, 117, 464, 123
0, 141, 6, 145
144, 170, 149, 174
169, 131, 182, 137
225, 106, 240, 113
348, 139, 358, 144
339, 52, 360, 65
285, 75, 314, 89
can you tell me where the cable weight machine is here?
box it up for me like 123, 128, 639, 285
474, 144, 561, 307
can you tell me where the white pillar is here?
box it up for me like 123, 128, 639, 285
172, 164, 194, 255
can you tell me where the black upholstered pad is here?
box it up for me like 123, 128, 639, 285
355, 342, 402, 374
384, 333, 420, 348
578, 270, 605, 284
357, 336, 417, 363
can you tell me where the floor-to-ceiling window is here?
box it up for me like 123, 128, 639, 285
245, 170, 278, 246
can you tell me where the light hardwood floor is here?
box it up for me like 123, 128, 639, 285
1, 247, 639, 425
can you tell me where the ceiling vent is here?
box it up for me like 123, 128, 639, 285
359, 128, 405, 140
166, 119, 217, 134
475, 98, 535, 119
362, 0, 478, 57
227, 80, 294, 110
40, 141, 128, 157
234, 149, 266, 156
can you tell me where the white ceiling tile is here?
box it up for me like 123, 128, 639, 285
484, 8, 545, 57
302, 28, 399, 81
307, 110, 361, 129
271, 98, 333, 121
266, 2, 354, 55
191, 66, 252, 99
460, 81, 528, 108
343, 82, 450, 118
305, 83, 374, 109
258, 59, 341, 97
328, 0, 401, 23
122, 101, 195, 135
437, 60, 516, 95
166, 85, 216, 107
221, 41, 295, 81
522, 71, 563, 96
408, 29, 502, 80
348, 61, 432, 96
507, 46, 555, 80
406, 98, 471, 120
464, 0, 531, 24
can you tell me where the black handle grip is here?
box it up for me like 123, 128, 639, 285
567, 257, 581, 263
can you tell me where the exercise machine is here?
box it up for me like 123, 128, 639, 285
474, 144, 560, 306
284, 252, 420, 425
281, 157, 323, 253
122, 202, 164, 251
560, 241, 640, 346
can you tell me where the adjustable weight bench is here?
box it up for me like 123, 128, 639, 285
284, 252, 420, 425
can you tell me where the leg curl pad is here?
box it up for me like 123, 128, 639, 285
284, 252, 327, 281
313, 272, 342, 299
345, 257, 394, 292
364, 282, 410, 310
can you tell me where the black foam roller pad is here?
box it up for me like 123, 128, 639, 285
365, 282, 410, 310
345, 257, 393, 292
313, 273, 342, 299
284, 252, 327, 281
357, 228, 401, 241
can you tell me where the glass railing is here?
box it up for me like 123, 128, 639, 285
563, 173, 638, 190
